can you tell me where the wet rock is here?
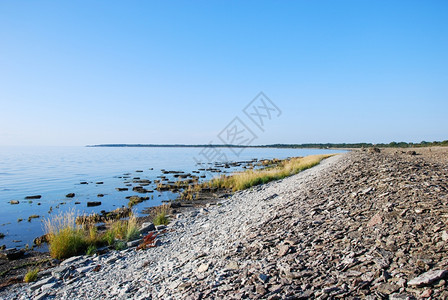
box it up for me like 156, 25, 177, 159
0, 248, 25, 260
66, 193, 75, 198
25, 195, 41, 199
9, 200, 19, 204
87, 201, 101, 207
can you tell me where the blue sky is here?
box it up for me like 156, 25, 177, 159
0, 1, 447, 146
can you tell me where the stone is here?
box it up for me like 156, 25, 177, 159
29, 276, 54, 291
277, 244, 290, 256
127, 239, 142, 248
25, 195, 41, 199
389, 294, 415, 300
66, 193, 75, 198
441, 231, 448, 242
224, 261, 239, 270
87, 201, 101, 207
420, 289, 433, 298
367, 213, 382, 227
0, 248, 25, 260
140, 222, 155, 233
9, 200, 19, 204
156, 225, 166, 231
197, 263, 209, 273
376, 283, 399, 294
259, 274, 269, 283
76, 265, 94, 274
255, 284, 267, 295
408, 269, 448, 286
51, 266, 69, 280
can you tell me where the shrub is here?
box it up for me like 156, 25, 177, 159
24, 268, 39, 283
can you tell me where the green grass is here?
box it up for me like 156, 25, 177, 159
44, 210, 140, 259
24, 268, 39, 283
86, 245, 97, 256
152, 204, 170, 226
209, 154, 334, 191
44, 210, 88, 259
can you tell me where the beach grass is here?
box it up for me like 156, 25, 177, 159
208, 154, 334, 191
44, 210, 141, 259
24, 268, 39, 283
152, 204, 171, 226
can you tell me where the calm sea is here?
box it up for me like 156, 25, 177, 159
0, 146, 342, 250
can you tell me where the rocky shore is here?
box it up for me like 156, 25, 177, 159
1, 147, 448, 299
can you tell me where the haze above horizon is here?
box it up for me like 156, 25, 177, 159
1, 1, 447, 146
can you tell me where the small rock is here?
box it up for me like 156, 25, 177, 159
376, 283, 399, 294
140, 222, 155, 233
87, 201, 101, 207
441, 231, 448, 242
197, 263, 209, 273
225, 261, 239, 270
127, 239, 142, 248
25, 195, 41, 199
420, 289, 433, 298
259, 274, 269, 283
0, 248, 25, 260
29, 276, 54, 291
66, 193, 75, 198
389, 294, 414, 300
76, 265, 94, 274
9, 200, 19, 204
277, 244, 290, 256
255, 284, 267, 295
367, 213, 382, 227
407, 269, 448, 286
156, 225, 166, 231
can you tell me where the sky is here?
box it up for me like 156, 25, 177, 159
0, 1, 447, 146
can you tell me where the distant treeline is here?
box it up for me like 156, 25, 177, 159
88, 140, 448, 149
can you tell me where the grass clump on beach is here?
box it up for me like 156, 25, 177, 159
44, 210, 141, 259
152, 204, 171, 226
209, 154, 333, 191
105, 213, 140, 242
43, 210, 89, 259
24, 268, 39, 283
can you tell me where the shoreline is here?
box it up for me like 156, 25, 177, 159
1, 147, 448, 298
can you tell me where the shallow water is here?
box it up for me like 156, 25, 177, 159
0, 146, 343, 250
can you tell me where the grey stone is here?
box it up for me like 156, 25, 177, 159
140, 222, 155, 233
407, 269, 448, 286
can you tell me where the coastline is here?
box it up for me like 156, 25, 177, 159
1, 148, 448, 298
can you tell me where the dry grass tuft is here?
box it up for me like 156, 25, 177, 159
209, 154, 334, 191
